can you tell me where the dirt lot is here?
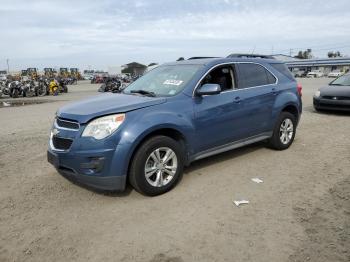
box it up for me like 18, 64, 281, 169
0, 79, 349, 262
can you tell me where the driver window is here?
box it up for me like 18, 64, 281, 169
201, 65, 236, 91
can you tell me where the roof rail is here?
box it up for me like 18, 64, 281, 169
227, 53, 275, 59
187, 57, 220, 60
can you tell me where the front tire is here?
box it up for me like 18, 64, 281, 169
129, 136, 184, 196
268, 112, 296, 150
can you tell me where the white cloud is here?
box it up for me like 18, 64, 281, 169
0, 0, 349, 70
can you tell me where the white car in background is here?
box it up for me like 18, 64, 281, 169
307, 70, 324, 78
83, 74, 93, 80
292, 69, 306, 78
0, 75, 6, 81
327, 70, 343, 78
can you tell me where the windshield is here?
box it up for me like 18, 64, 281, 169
123, 65, 202, 97
330, 74, 350, 86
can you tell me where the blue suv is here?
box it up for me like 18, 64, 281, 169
47, 57, 302, 196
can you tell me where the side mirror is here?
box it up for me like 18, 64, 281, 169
196, 83, 221, 96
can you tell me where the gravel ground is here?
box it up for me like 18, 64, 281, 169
0, 79, 349, 262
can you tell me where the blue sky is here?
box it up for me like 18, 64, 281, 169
1, 0, 350, 70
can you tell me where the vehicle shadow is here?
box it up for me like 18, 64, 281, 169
314, 109, 350, 116
62, 141, 266, 197
304, 106, 350, 116
60, 172, 133, 197
184, 141, 266, 175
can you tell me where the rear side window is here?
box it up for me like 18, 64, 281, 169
237, 63, 276, 89
270, 63, 295, 81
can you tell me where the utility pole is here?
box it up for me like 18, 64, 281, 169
6, 58, 10, 74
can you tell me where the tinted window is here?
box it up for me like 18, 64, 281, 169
201, 65, 235, 91
237, 63, 276, 88
270, 63, 295, 81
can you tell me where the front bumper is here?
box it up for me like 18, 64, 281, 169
47, 117, 131, 191
48, 149, 127, 191
313, 97, 350, 112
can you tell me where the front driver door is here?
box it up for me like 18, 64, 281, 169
192, 64, 245, 153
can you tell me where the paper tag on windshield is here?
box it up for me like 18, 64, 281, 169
163, 79, 183, 86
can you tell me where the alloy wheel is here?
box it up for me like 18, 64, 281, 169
144, 147, 178, 187
279, 118, 294, 145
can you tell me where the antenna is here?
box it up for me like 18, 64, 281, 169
251, 45, 256, 54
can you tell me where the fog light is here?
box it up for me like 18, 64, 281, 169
80, 157, 105, 173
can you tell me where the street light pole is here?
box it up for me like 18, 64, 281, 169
6, 59, 9, 74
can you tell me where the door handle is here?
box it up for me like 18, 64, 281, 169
234, 96, 242, 103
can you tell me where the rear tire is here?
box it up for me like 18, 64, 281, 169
268, 112, 296, 150
129, 136, 184, 196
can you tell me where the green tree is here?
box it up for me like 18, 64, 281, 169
294, 49, 312, 59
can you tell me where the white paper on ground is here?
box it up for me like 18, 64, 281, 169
251, 177, 263, 183
233, 200, 249, 206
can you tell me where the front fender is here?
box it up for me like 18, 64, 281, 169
116, 108, 196, 175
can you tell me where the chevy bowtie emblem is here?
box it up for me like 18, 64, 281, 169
52, 128, 60, 136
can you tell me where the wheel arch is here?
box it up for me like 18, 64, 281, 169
273, 90, 301, 125
125, 126, 189, 180
281, 104, 299, 121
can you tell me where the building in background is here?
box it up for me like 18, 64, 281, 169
272, 55, 350, 75
121, 62, 147, 76
285, 57, 350, 74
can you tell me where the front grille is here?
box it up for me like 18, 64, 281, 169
56, 118, 80, 130
322, 96, 350, 101
52, 136, 73, 150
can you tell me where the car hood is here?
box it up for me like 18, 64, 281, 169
57, 93, 167, 123
319, 85, 350, 97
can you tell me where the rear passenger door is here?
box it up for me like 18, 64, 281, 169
235, 63, 277, 137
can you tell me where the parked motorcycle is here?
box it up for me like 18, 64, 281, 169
91, 75, 104, 84
2, 80, 11, 97
67, 77, 77, 85
58, 78, 68, 93
22, 80, 37, 97
49, 79, 59, 96
98, 79, 122, 93
0, 80, 10, 97
9, 81, 22, 98
37, 78, 48, 96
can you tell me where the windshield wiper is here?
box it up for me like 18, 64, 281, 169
130, 90, 156, 97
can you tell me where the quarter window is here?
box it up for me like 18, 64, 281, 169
270, 63, 295, 81
237, 63, 276, 88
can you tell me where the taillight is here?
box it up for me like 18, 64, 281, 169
297, 83, 302, 97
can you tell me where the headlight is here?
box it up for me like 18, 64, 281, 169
82, 114, 125, 140
314, 91, 321, 98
